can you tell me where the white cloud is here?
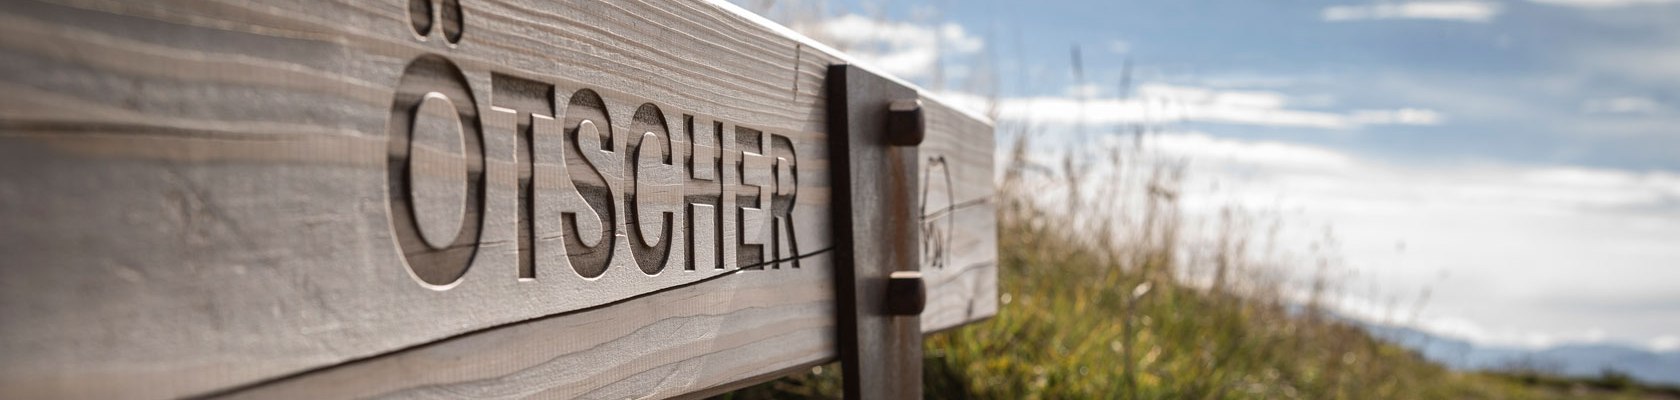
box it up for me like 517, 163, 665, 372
1148, 131, 1357, 170
1322, 1, 1503, 22
808, 14, 984, 80
1349, 108, 1446, 125
1063, 83, 1106, 98
1108, 39, 1132, 55
941, 84, 1444, 130
1652, 335, 1680, 352
1139, 84, 1290, 109
1583, 96, 1664, 114
1161, 136, 1680, 350
1411, 316, 1625, 349
1577, 45, 1680, 89
1009, 131, 1680, 351
1529, 0, 1680, 8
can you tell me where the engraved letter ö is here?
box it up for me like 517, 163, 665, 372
388, 55, 487, 288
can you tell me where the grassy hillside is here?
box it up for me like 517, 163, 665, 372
721, 137, 1660, 399
907, 206, 1627, 399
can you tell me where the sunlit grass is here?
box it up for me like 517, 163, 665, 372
722, 133, 1651, 400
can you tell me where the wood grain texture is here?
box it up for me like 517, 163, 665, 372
0, 0, 994, 398
217, 252, 837, 400
826, 64, 925, 399
917, 99, 1000, 334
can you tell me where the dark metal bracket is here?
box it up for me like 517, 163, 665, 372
826, 64, 927, 400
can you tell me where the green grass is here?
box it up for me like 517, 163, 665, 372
721, 137, 1662, 399
723, 207, 1657, 399
906, 208, 1617, 399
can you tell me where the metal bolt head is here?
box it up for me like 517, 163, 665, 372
884, 270, 926, 316
885, 99, 925, 147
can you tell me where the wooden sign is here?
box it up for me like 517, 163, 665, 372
0, 0, 996, 398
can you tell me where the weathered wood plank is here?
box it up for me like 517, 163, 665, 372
216, 252, 836, 399
0, 0, 994, 398
917, 99, 999, 333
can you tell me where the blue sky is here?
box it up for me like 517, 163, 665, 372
738, 0, 1680, 352
820, 0, 1680, 170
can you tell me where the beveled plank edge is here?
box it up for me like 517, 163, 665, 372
701, 0, 994, 128
668, 359, 833, 400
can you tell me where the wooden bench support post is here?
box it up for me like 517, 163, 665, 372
827, 63, 926, 400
